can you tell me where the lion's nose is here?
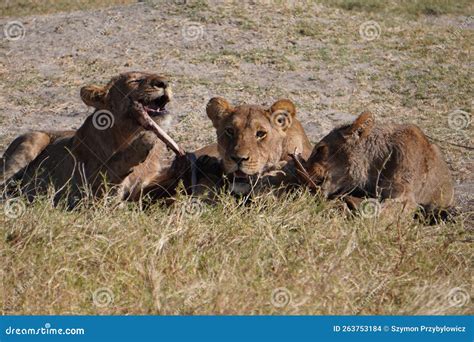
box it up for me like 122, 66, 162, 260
230, 154, 249, 165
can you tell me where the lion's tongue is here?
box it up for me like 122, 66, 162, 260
132, 101, 184, 157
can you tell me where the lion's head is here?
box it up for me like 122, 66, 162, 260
206, 97, 311, 185
80, 71, 172, 130
301, 111, 455, 212
300, 111, 386, 198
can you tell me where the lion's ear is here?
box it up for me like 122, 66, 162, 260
345, 111, 374, 140
206, 97, 233, 128
80, 85, 108, 108
269, 99, 296, 131
271, 99, 296, 117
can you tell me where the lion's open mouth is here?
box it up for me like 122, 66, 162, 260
131, 95, 184, 157
139, 94, 170, 117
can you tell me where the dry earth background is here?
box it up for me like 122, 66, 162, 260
0, 0, 472, 315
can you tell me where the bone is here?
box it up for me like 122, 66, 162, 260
132, 101, 185, 157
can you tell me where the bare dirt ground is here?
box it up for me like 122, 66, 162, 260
0, 1, 472, 315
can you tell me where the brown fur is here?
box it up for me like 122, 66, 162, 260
1, 71, 173, 206
299, 111, 454, 212
205, 97, 312, 194
143, 98, 313, 199
140, 147, 223, 201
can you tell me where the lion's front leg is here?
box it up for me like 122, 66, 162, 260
102, 131, 156, 185
377, 179, 418, 214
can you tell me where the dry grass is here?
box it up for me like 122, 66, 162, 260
0, 189, 471, 315
0, 0, 135, 17
0, 0, 472, 315
321, 0, 473, 16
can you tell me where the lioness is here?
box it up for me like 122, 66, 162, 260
297, 111, 454, 214
1, 71, 175, 205
203, 97, 313, 194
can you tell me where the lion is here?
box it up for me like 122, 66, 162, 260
296, 111, 454, 216
0, 71, 175, 206
142, 97, 313, 200
201, 97, 313, 194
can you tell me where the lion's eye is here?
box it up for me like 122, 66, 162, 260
256, 130, 267, 139
225, 127, 234, 137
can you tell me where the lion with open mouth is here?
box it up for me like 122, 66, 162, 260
1, 71, 176, 206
